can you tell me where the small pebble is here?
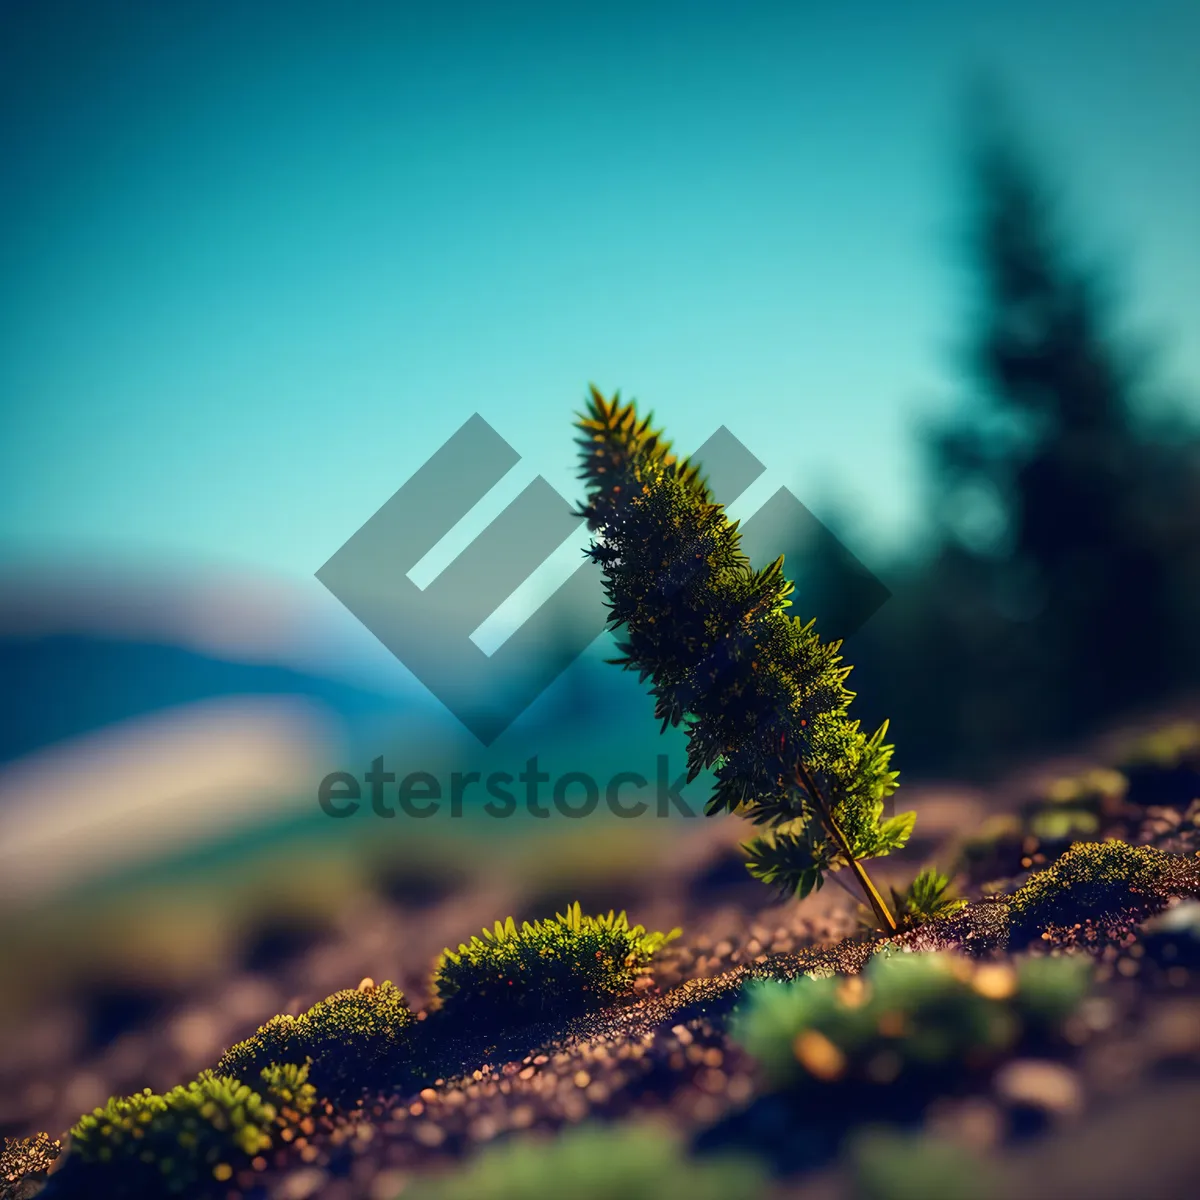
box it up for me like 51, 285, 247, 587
274, 1168, 328, 1200
994, 1059, 1083, 1117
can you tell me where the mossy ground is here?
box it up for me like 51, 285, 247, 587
3, 715, 1200, 1199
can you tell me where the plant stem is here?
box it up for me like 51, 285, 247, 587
795, 761, 898, 934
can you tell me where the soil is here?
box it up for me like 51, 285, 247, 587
3, 720, 1200, 1200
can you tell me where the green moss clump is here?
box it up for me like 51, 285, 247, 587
294, 979, 414, 1087
732, 950, 1090, 1100
431, 903, 679, 1031
257, 1061, 317, 1117
1, 1131, 61, 1197
404, 1120, 767, 1200
215, 1012, 304, 1080
1025, 766, 1127, 843
216, 979, 414, 1095
1039, 767, 1128, 809
1115, 719, 1200, 770
1007, 840, 1200, 937
64, 1063, 314, 1198
848, 1127, 1000, 1200
958, 770, 1133, 886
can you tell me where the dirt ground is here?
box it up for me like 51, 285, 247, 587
4, 714, 1200, 1199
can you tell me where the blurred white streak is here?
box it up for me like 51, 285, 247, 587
0, 696, 335, 906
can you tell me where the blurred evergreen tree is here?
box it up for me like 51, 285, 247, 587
853, 98, 1200, 776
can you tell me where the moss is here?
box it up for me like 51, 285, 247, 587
431, 903, 679, 1032
1041, 766, 1128, 808
732, 949, 1090, 1101
257, 1061, 317, 1117
1115, 719, 1200, 770
216, 979, 414, 1095
293, 979, 414, 1087
958, 770, 1137, 888
63, 1063, 316, 1198
404, 1120, 767, 1200
215, 1013, 305, 1080
1, 1132, 61, 1198
1023, 766, 1126, 844
1026, 805, 1102, 844
848, 1127, 1000, 1200
1007, 840, 1200, 937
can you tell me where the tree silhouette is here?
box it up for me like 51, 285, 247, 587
855, 97, 1200, 775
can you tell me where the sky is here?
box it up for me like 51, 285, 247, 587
2, 0, 1198, 600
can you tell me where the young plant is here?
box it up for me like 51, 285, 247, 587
575, 388, 914, 930
887, 867, 966, 929
431, 903, 679, 1031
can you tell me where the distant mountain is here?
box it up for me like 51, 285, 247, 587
0, 560, 648, 766
0, 562, 688, 903
0, 632, 403, 765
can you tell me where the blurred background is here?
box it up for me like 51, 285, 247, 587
1, 0, 1197, 1146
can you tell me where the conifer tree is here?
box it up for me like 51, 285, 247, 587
852, 98, 1200, 774
575, 389, 914, 931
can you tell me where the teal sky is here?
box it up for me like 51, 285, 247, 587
2, 0, 1198, 591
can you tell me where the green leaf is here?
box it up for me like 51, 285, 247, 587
878, 810, 917, 850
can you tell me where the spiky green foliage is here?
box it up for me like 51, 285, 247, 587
575, 388, 912, 924
64, 1063, 315, 1199
1, 1131, 60, 1197
889, 867, 967, 928
431, 902, 679, 1031
1007, 840, 1200, 937
404, 1120, 768, 1200
216, 979, 414, 1095
731, 950, 1090, 1100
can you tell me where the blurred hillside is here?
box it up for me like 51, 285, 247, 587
0, 560, 704, 898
